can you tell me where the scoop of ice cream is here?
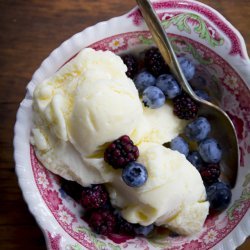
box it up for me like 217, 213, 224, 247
107, 142, 209, 235
31, 48, 142, 185
33, 48, 142, 153
69, 76, 143, 156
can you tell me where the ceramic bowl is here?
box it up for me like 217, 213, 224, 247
14, 0, 250, 249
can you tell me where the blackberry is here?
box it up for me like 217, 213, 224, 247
104, 135, 139, 169
61, 179, 84, 201
88, 209, 116, 235
121, 54, 138, 79
144, 47, 169, 77
173, 92, 199, 120
81, 184, 108, 210
200, 163, 221, 184
116, 214, 135, 236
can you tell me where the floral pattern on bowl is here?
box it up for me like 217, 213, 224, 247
128, 0, 248, 58
14, 0, 250, 249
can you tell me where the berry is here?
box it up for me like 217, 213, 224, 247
173, 92, 199, 120
81, 184, 108, 210
121, 54, 138, 79
104, 135, 139, 169
88, 209, 116, 235
155, 74, 181, 99
116, 214, 135, 236
200, 163, 221, 184
185, 117, 211, 141
198, 138, 222, 163
194, 89, 210, 101
61, 179, 83, 201
122, 162, 148, 187
169, 231, 180, 237
134, 71, 156, 93
177, 57, 195, 81
144, 47, 169, 77
142, 86, 166, 109
206, 182, 232, 211
170, 136, 189, 156
187, 151, 203, 170
134, 224, 154, 236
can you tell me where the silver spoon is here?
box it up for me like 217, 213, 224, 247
136, 0, 239, 187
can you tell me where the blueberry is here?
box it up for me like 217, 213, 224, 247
185, 117, 211, 141
178, 57, 195, 81
134, 224, 154, 236
194, 89, 210, 101
122, 162, 148, 187
170, 136, 189, 156
142, 86, 165, 109
198, 138, 222, 163
155, 74, 181, 99
206, 182, 232, 211
187, 151, 203, 170
134, 71, 156, 93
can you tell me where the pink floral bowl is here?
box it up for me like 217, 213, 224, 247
14, 0, 250, 249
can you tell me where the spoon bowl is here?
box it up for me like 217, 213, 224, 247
136, 0, 239, 187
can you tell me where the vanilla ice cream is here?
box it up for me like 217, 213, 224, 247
130, 103, 187, 145
107, 142, 209, 235
31, 48, 208, 235
31, 48, 144, 185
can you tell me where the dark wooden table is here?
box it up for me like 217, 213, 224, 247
0, 0, 249, 249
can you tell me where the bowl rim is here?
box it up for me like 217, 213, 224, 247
14, 0, 250, 249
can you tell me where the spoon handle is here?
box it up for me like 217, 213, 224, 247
136, 0, 195, 97
136, 0, 239, 188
